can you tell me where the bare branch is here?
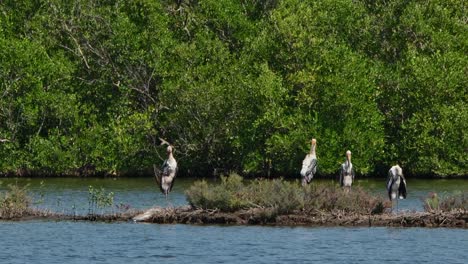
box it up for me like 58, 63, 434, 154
159, 137, 171, 146
62, 22, 90, 69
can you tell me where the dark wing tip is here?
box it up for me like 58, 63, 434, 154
399, 177, 407, 199
169, 177, 176, 192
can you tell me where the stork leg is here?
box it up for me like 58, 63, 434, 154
164, 192, 175, 208
390, 199, 399, 214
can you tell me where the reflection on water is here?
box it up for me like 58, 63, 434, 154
0, 177, 467, 263
0, 222, 466, 264
0, 177, 466, 214
0, 177, 191, 215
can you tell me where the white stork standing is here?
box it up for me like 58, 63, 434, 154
301, 138, 317, 186
386, 165, 407, 212
154, 145, 178, 199
339, 150, 355, 192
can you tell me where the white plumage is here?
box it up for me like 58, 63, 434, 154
387, 165, 407, 200
154, 145, 178, 199
339, 150, 355, 191
301, 138, 317, 186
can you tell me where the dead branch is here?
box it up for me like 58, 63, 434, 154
62, 22, 90, 69
159, 137, 171, 146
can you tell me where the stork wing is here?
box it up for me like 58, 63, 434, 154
399, 175, 407, 199
301, 157, 317, 184
154, 163, 168, 194
168, 179, 175, 192
168, 165, 178, 192
386, 170, 394, 200
153, 164, 161, 185
339, 164, 345, 187
161, 159, 170, 176
300, 155, 311, 177
307, 158, 317, 176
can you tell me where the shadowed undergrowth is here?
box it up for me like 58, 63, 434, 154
185, 174, 390, 215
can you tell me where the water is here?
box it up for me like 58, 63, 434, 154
0, 222, 466, 263
0, 177, 467, 263
0, 177, 465, 213
354, 178, 467, 211
0, 177, 191, 215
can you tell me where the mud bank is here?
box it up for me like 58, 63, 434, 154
131, 206, 467, 228
2, 207, 466, 228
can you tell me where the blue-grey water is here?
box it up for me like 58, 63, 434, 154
0, 178, 467, 263
0, 177, 464, 214
0, 222, 466, 263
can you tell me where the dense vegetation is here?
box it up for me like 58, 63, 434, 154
1, 178, 466, 225
186, 174, 389, 215
186, 174, 468, 214
0, 0, 466, 177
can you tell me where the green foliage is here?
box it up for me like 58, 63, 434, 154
424, 191, 468, 212
424, 192, 440, 211
87, 185, 114, 215
246, 178, 304, 214
185, 174, 250, 212
186, 174, 389, 214
0, 0, 466, 177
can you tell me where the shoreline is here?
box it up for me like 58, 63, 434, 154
132, 207, 468, 228
2, 206, 466, 228
1, 173, 467, 179
1, 166, 467, 179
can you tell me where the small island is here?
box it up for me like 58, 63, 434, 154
1, 175, 466, 228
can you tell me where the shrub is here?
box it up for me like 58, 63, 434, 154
424, 192, 468, 212
0, 184, 32, 218
302, 184, 388, 214
88, 186, 115, 215
245, 178, 304, 214
186, 174, 389, 214
185, 174, 250, 212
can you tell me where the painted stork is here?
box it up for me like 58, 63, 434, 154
339, 150, 355, 192
386, 165, 407, 211
154, 145, 178, 199
301, 138, 317, 186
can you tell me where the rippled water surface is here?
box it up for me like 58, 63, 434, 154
0, 177, 467, 263
0, 222, 467, 264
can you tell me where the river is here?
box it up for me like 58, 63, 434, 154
0, 177, 465, 214
0, 177, 467, 263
